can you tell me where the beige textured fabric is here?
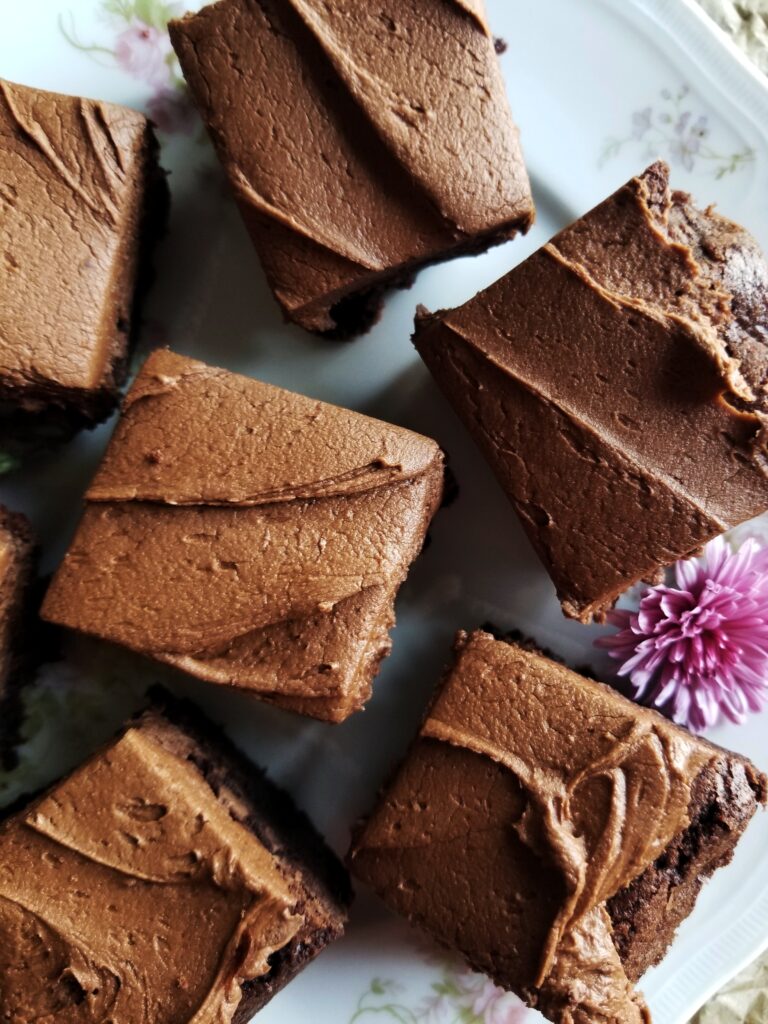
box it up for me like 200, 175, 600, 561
692, 955, 768, 1022
690, 5, 768, 1017
697, 0, 768, 74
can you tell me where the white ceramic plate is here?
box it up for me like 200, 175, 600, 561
1, 1, 767, 1022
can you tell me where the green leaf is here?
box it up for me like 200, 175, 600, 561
134, 0, 157, 26
102, 0, 134, 18
129, 0, 179, 30
58, 13, 116, 57
457, 1009, 482, 1024
0, 452, 20, 475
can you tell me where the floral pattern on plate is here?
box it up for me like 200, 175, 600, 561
350, 962, 530, 1024
59, 0, 196, 133
600, 84, 754, 176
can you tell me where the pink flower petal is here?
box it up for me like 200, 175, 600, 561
594, 534, 768, 732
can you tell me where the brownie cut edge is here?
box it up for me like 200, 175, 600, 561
169, 0, 534, 337
0, 506, 36, 769
348, 630, 767, 1024
0, 79, 169, 461
0, 686, 352, 1021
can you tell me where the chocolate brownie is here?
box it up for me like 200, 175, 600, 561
413, 162, 768, 621
0, 506, 36, 768
349, 631, 767, 1023
41, 349, 445, 721
169, 0, 534, 337
0, 79, 168, 457
0, 689, 351, 1023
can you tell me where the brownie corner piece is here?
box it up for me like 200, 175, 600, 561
0, 78, 168, 457
0, 691, 350, 1021
41, 348, 445, 721
0, 505, 37, 768
413, 160, 768, 621
170, 0, 533, 337
348, 630, 766, 1023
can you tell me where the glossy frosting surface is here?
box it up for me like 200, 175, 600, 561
169, 0, 533, 331
350, 631, 743, 1023
42, 350, 444, 720
0, 717, 301, 1024
0, 79, 151, 395
414, 162, 768, 620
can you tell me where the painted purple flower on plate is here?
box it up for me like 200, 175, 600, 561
600, 83, 753, 177
596, 536, 768, 732
60, 1, 195, 136
114, 19, 171, 88
146, 85, 197, 135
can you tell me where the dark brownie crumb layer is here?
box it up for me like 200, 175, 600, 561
0, 507, 36, 769
608, 753, 767, 981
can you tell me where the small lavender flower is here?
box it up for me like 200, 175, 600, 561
691, 114, 709, 139
631, 107, 653, 140
596, 536, 768, 732
114, 19, 172, 89
675, 110, 692, 137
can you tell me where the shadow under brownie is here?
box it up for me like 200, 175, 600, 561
0, 506, 36, 769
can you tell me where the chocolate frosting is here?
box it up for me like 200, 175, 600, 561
0, 716, 302, 1024
349, 632, 765, 1023
414, 162, 768, 620
42, 350, 444, 720
0, 79, 155, 401
169, 0, 533, 332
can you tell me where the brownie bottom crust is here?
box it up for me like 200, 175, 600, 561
312, 217, 531, 340
608, 754, 766, 982
0, 507, 37, 770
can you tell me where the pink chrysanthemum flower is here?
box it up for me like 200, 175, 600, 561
596, 536, 768, 732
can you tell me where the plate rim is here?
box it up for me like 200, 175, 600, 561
597, 6, 768, 1019
2, 1, 768, 1022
